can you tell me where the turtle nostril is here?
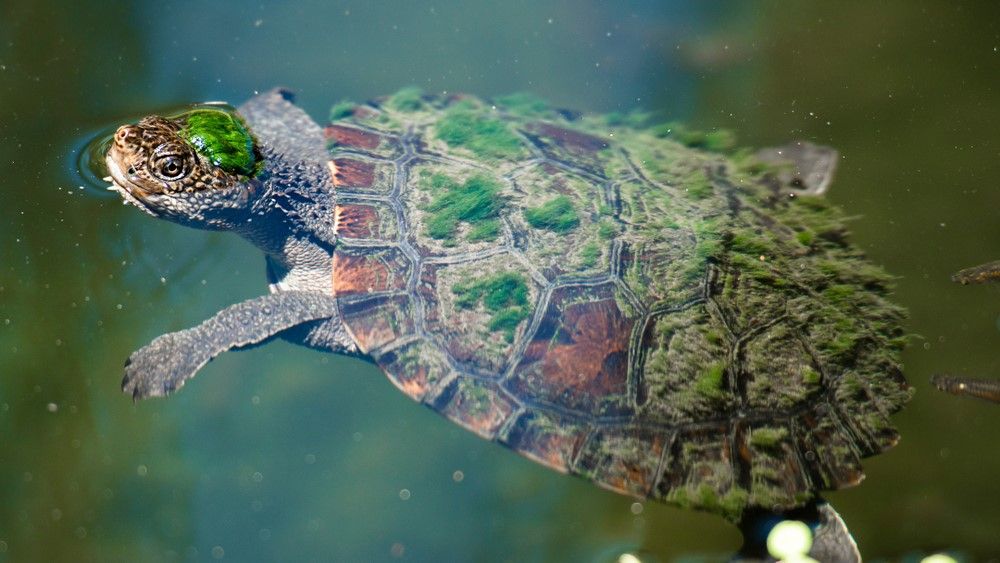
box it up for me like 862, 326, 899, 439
115, 126, 139, 146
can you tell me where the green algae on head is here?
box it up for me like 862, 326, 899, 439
179, 109, 257, 176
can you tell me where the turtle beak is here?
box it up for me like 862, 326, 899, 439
105, 147, 160, 217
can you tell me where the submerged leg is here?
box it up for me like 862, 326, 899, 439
951, 260, 1000, 285
122, 291, 348, 400
931, 374, 1000, 403
737, 497, 859, 562
754, 142, 839, 197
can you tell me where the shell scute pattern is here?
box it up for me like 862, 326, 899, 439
326, 91, 910, 518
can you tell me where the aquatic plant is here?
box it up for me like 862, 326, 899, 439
523, 195, 579, 232
436, 104, 525, 160
329, 99, 356, 121
452, 272, 530, 341
180, 110, 256, 175
388, 86, 425, 112
494, 92, 551, 118
422, 173, 504, 243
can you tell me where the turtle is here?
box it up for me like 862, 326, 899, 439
103, 87, 911, 559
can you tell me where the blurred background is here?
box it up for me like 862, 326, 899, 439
1, 1, 998, 560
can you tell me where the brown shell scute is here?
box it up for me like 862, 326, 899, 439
500, 411, 590, 473
509, 283, 634, 416
327, 92, 910, 519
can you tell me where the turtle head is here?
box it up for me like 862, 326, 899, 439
106, 108, 260, 229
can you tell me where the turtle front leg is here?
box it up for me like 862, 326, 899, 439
122, 291, 345, 400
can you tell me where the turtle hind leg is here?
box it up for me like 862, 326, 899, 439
951, 260, 1000, 284
122, 291, 348, 400
736, 497, 859, 562
754, 142, 839, 197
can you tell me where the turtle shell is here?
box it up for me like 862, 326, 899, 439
324, 90, 910, 519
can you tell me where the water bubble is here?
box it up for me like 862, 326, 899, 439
629, 502, 643, 515
252, 471, 263, 483
921, 555, 958, 563
211, 545, 224, 559
398, 488, 411, 500
767, 520, 814, 561
617, 554, 642, 563
251, 395, 260, 405
452, 470, 464, 482
137, 464, 148, 477
74, 526, 87, 539
390, 542, 405, 558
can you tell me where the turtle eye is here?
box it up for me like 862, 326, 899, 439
152, 155, 188, 180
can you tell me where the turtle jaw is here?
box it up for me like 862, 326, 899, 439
105, 149, 160, 217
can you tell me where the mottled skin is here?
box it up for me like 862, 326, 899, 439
106, 88, 912, 561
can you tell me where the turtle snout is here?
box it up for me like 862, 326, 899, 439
114, 125, 142, 148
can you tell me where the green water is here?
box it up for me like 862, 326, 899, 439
2, 1, 998, 561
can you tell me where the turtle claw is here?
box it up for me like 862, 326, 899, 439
121, 330, 209, 400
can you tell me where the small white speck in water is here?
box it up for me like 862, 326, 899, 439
46, 403, 58, 413
618, 553, 642, 563
211, 545, 224, 559
252, 471, 263, 483
398, 488, 411, 500
630, 502, 643, 515
137, 464, 148, 477
452, 470, 464, 482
